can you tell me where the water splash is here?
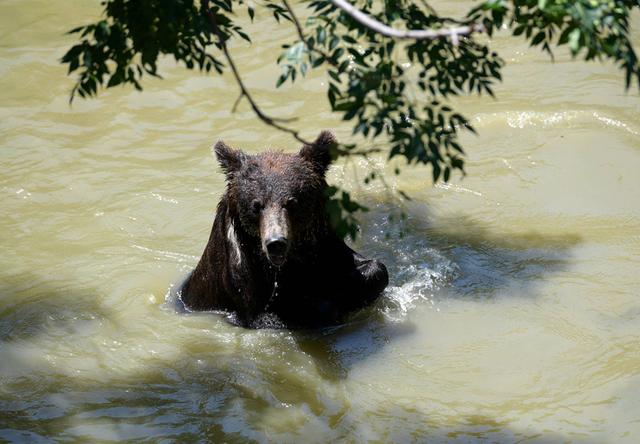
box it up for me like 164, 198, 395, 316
382, 249, 459, 321
355, 211, 462, 322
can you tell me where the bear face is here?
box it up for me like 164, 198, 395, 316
214, 131, 336, 267
181, 130, 388, 327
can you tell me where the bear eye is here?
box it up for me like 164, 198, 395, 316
251, 199, 263, 214
285, 197, 298, 209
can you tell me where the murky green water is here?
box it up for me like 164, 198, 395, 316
2, 1, 640, 442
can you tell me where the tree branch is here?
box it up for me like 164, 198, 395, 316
200, 0, 310, 145
202, 0, 483, 148
330, 0, 485, 43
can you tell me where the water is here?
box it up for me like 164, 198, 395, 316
1, 1, 639, 442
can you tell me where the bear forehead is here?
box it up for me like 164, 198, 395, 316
258, 151, 302, 171
237, 151, 320, 192
244, 151, 313, 176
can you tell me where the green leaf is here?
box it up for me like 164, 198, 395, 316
568, 28, 581, 54
531, 31, 546, 46
432, 163, 441, 182
328, 70, 341, 83
342, 106, 359, 121
328, 88, 336, 108
317, 27, 326, 45
329, 36, 339, 51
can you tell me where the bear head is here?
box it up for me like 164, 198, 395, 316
214, 130, 337, 267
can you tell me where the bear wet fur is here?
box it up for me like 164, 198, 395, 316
181, 131, 388, 328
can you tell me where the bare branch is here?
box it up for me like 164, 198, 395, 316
201, 0, 310, 145
282, 0, 306, 43
330, 0, 485, 42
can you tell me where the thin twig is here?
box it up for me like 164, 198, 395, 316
418, 1, 467, 26
282, 0, 305, 43
231, 91, 244, 113
281, 0, 338, 67
330, 0, 485, 43
419, 0, 439, 17
201, 0, 310, 144
336, 147, 382, 157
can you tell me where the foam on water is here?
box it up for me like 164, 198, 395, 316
379, 240, 459, 321
473, 110, 639, 135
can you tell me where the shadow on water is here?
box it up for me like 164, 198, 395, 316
421, 215, 582, 300
0, 275, 113, 344
0, 274, 121, 441
293, 313, 417, 381
293, 208, 582, 381
358, 207, 583, 300
0, 276, 589, 443
0, 310, 597, 444
0, 209, 586, 443
0, 359, 598, 444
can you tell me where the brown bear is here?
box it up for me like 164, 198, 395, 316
180, 131, 388, 328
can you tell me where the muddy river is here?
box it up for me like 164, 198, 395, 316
1, 1, 639, 442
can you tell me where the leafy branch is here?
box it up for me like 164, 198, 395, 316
61, 0, 640, 239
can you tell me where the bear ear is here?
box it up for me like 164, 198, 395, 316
298, 130, 337, 175
213, 141, 245, 177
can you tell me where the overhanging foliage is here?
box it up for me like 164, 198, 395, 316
62, 0, 640, 239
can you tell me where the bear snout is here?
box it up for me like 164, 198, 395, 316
260, 205, 291, 267
265, 236, 288, 266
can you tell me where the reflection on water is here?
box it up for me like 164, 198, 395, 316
2, 0, 640, 442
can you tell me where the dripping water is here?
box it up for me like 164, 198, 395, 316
264, 267, 280, 312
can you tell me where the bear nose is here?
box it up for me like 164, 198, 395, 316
265, 236, 288, 262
